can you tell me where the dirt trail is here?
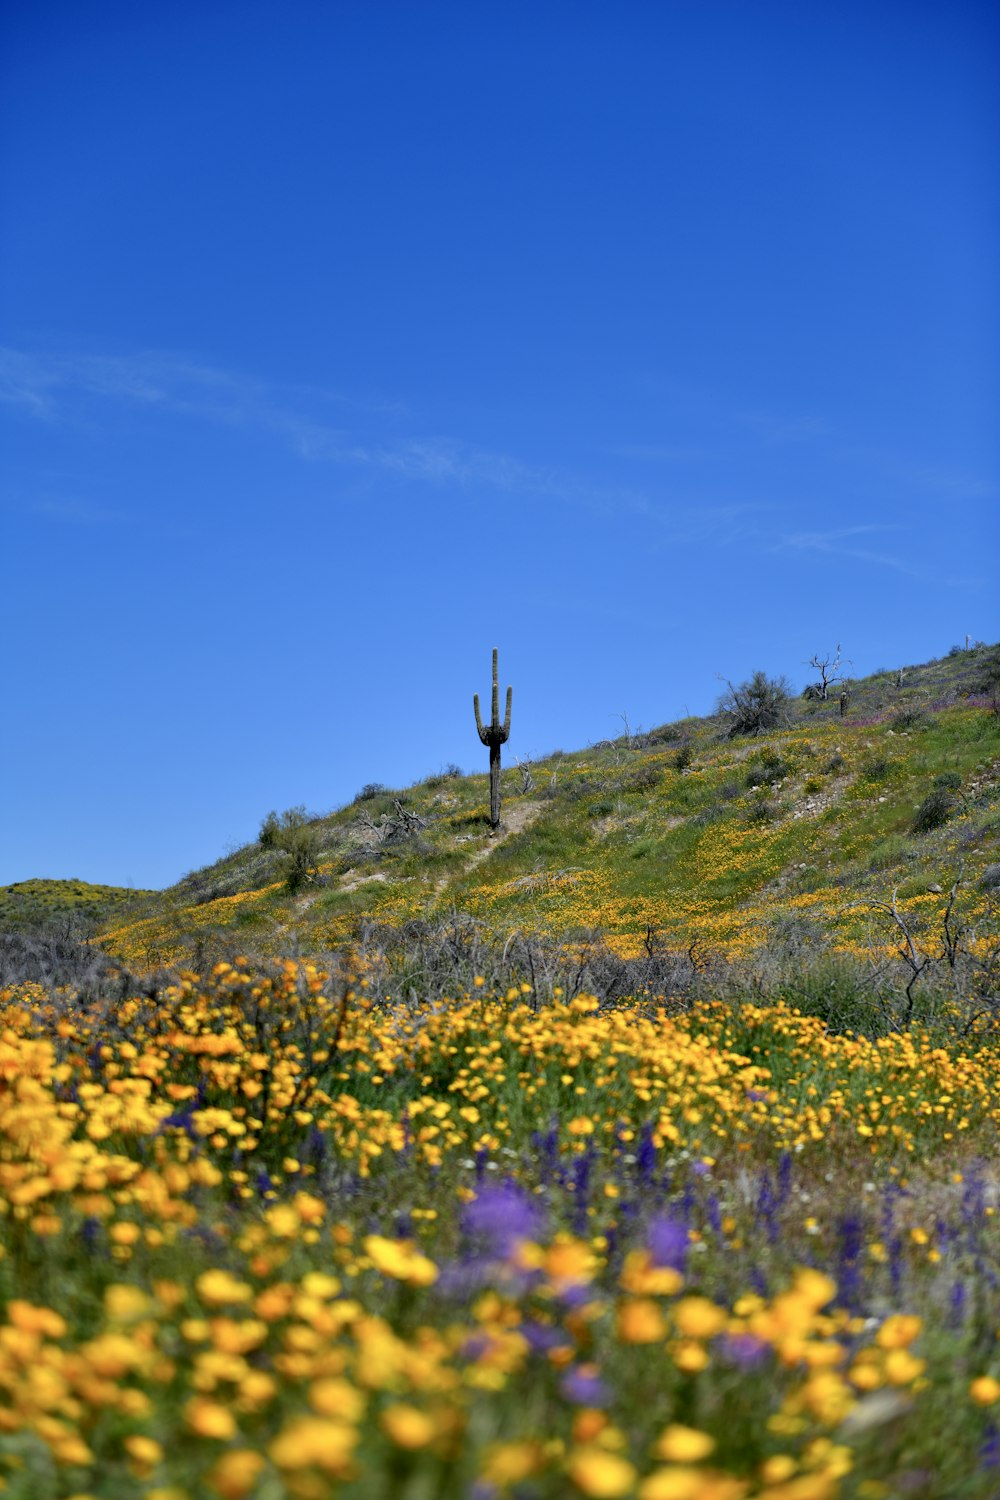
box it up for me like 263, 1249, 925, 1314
434, 799, 544, 893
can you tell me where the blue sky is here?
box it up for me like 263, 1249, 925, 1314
2, 0, 998, 890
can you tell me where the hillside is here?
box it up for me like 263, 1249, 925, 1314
0, 877, 151, 930
92, 644, 1000, 981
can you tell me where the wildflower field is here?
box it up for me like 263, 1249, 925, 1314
3, 959, 1000, 1500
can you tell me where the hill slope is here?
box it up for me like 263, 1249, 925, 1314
92, 645, 1000, 976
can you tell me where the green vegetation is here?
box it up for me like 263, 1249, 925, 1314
0, 877, 148, 929
60, 644, 995, 991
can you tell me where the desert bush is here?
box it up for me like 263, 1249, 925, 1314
745, 751, 791, 788
823, 752, 846, 775
912, 787, 959, 834
891, 709, 927, 732
803, 776, 823, 795
355, 782, 390, 802
969, 645, 1000, 696
859, 755, 893, 783
541, 774, 599, 803
258, 809, 281, 849
257, 807, 321, 890
745, 795, 779, 824
673, 743, 694, 770
648, 723, 682, 744
934, 771, 962, 791
867, 834, 912, 872
718, 671, 793, 738
622, 764, 661, 794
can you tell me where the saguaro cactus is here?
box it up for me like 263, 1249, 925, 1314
474, 648, 512, 830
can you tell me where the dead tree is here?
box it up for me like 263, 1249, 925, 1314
805, 645, 851, 701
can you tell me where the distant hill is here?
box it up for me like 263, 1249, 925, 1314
0, 877, 151, 931
86, 643, 999, 977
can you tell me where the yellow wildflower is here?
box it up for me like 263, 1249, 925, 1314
567, 1446, 638, 1497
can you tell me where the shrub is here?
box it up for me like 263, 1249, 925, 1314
355, 782, 389, 802
718, 672, 793, 738
257, 807, 321, 891
623, 765, 661, 794
969, 646, 1000, 698
674, 743, 694, 771
803, 777, 824, 795
860, 756, 893, 783
258, 810, 281, 849
746, 795, 779, 824
891, 709, 926, 732
912, 788, 959, 834
281, 825, 322, 892
745, 752, 791, 788
823, 752, 846, 775
934, 771, 962, 791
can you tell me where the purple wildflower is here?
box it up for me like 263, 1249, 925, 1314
636, 1122, 657, 1183
520, 1321, 568, 1355
756, 1172, 779, 1245
462, 1181, 544, 1255
648, 1214, 687, 1273
561, 1365, 611, 1406
572, 1144, 594, 1235
718, 1332, 769, 1368
837, 1215, 865, 1311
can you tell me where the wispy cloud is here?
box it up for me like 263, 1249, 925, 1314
777, 523, 922, 577
0, 345, 666, 520
30, 496, 134, 527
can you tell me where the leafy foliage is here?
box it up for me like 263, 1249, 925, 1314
912, 787, 960, 833
258, 806, 321, 891
718, 670, 794, 738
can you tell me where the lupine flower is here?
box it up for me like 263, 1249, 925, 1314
648, 1214, 687, 1273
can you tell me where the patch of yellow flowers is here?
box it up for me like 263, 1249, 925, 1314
1, 963, 999, 1496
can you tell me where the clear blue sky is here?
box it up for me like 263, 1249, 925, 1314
2, 0, 998, 890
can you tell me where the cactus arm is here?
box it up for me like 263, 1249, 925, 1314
501, 685, 512, 741
474, 693, 488, 745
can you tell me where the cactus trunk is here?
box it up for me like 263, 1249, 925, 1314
490, 742, 501, 828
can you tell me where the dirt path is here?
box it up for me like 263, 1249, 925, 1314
433, 799, 544, 893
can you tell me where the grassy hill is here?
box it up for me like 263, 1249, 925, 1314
91, 644, 1000, 991
0, 876, 151, 930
